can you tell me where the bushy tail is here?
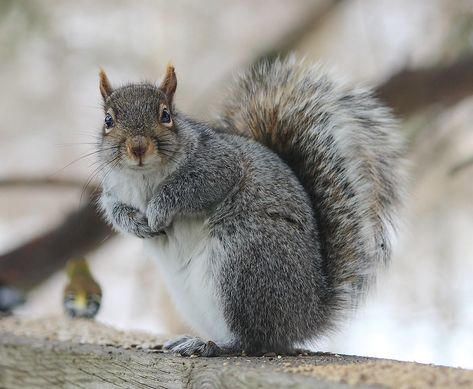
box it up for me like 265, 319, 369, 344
218, 57, 405, 312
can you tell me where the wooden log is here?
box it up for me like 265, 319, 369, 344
0, 334, 363, 389
0, 316, 472, 388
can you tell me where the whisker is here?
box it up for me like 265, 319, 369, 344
52, 146, 121, 176
86, 157, 122, 204
55, 142, 102, 147
79, 156, 119, 204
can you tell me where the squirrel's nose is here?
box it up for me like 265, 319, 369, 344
132, 144, 146, 158
126, 135, 151, 160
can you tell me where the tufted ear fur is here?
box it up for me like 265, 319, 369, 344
159, 64, 177, 105
99, 68, 113, 100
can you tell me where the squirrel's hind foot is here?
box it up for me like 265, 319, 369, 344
163, 335, 226, 357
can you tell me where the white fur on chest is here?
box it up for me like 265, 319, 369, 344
104, 169, 232, 344
144, 218, 233, 344
105, 169, 159, 212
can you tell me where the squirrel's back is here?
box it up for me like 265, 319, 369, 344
219, 57, 405, 315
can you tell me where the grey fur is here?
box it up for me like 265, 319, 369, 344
96, 57, 405, 356
163, 335, 225, 357
101, 199, 160, 239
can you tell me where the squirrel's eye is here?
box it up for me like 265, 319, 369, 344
104, 113, 114, 132
161, 108, 171, 124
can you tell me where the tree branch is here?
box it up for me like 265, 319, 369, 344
0, 176, 89, 190
253, 0, 344, 64
0, 191, 114, 293
250, 0, 473, 117
376, 55, 473, 116
449, 156, 473, 176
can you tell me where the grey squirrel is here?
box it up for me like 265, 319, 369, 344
97, 57, 405, 356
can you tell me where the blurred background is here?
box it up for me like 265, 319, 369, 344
1, 0, 472, 369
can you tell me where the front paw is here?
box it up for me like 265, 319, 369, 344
146, 205, 172, 232
131, 212, 162, 239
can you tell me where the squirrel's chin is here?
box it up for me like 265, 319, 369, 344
123, 157, 153, 169
124, 160, 165, 173
126, 163, 152, 171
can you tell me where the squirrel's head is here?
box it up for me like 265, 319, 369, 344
97, 65, 179, 171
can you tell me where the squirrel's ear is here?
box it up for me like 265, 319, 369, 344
159, 64, 177, 104
99, 68, 113, 100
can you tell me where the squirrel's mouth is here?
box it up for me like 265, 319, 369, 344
125, 156, 154, 170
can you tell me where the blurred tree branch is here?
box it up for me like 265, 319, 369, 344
0, 183, 114, 294
450, 156, 473, 176
249, 0, 473, 117
0, 176, 90, 190
377, 55, 473, 116
254, 0, 344, 64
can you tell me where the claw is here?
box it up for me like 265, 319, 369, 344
163, 336, 223, 357
163, 335, 194, 350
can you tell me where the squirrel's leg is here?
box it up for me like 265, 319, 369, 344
163, 335, 238, 357
100, 194, 162, 238
146, 162, 240, 232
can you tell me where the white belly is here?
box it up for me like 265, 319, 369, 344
144, 216, 233, 344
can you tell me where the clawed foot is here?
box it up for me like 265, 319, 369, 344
163, 335, 223, 357
128, 211, 164, 239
